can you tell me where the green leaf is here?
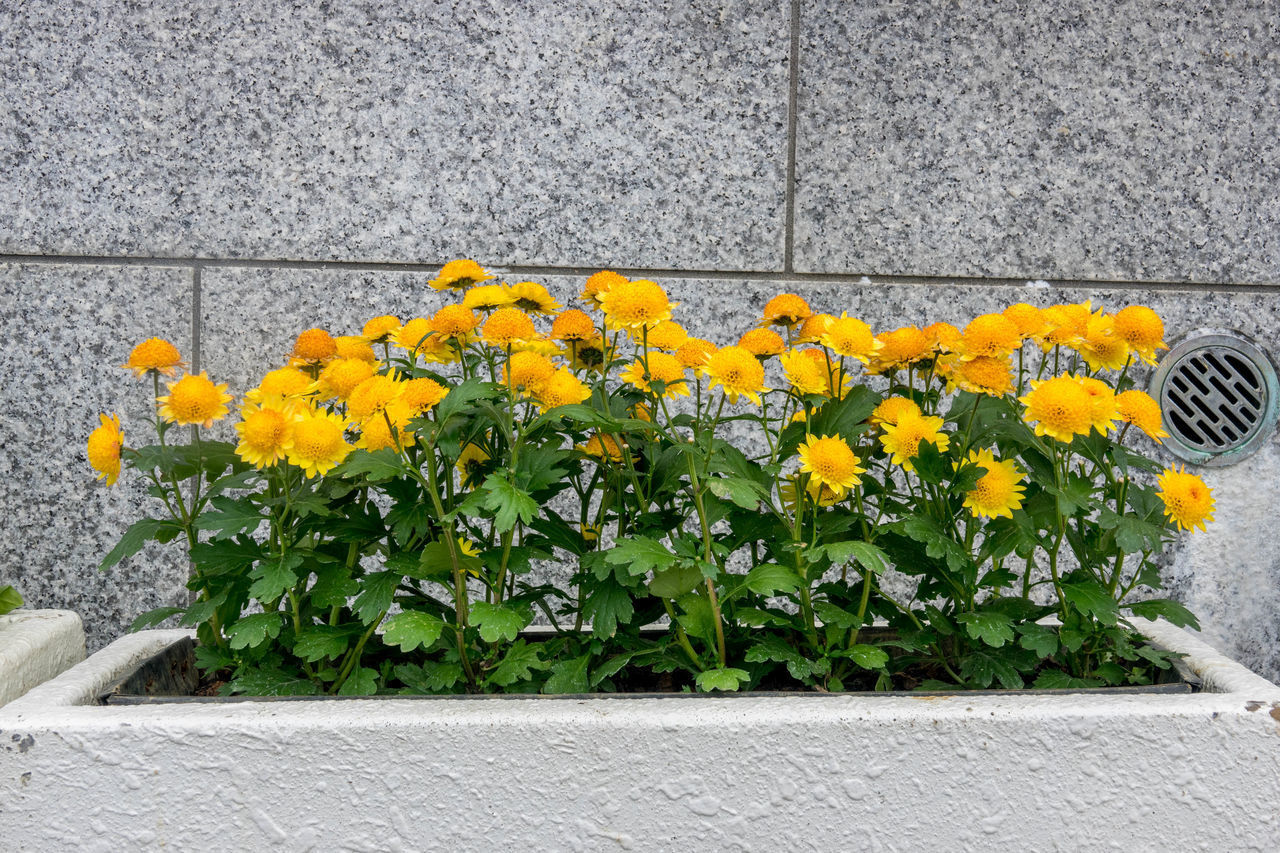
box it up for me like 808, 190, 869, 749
895, 514, 970, 573
956, 611, 1016, 648
912, 440, 949, 484
1097, 509, 1165, 554
0, 585, 20, 616
706, 476, 768, 510
248, 552, 304, 602
1126, 598, 1200, 630
436, 378, 500, 425
695, 667, 750, 692
382, 610, 447, 652
1016, 623, 1060, 658
226, 612, 284, 650
189, 538, 263, 575
604, 537, 676, 577
481, 474, 539, 534
385, 500, 436, 548
194, 496, 266, 541
582, 578, 635, 638
292, 625, 357, 662
744, 635, 821, 681
227, 667, 320, 697
488, 640, 548, 687
352, 571, 399, 624
960, 650, 1025, 689
648, 563, 704, 599
742, 563, 802, 597
813, 602, 859, 631
100, 518, 180, 570
822, 541, 891, 575
469, 601, 529, 643
843, 644, 890, 670
1061, 581, 1120, 626
335, 448, 406, 482
128, 605, 184, 631
206, 468, 260, 497
1032, 670, 1103, 690
337, 667, 379, 696
310, 564, 360, 609
542, 654, 592, 694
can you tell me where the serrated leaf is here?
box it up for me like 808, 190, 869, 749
336, 448, 406, 482
228, 667, 320, 697
707, 476, 768, 510
695, 667, 750, 692
292, 625, 357, 662
675, 594, 715, 641
582, 578, 635, 638
590, 650, 642, 687
956, 611, 1016, 648
960, 650, 1025, 689
248, 552, 304, 602
648, 563, 704, 599
352, 571, 399, 624
310, 564, 360, 609
745, 635, 815, 681
844, 644, 890, 670
337, 667, 379, 696
436, 378, 498, 425
101, 518, 180, 570
397, 660, 463, 694
822, 541, 891, 575
604, 537, 676, 576
128, 605, 184, 632
469, 601, 529, 643
1126, 598, 1200, 630
813, 602, 859, 631
744, 563, 803, 596
896, 514, 970, 573
1017, 623, 1060, 658
542, 654, 592, 694
189, 537, 263, 576
481, 474, 539, 534
194, 496, 266, 541
382, 610, 447, 652
488, 640, 548, 687
206, 468, 260, 497
1061, 581, 1119, 626
226, 612, 284, 650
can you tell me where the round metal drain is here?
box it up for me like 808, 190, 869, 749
1150, 332, 1279, 466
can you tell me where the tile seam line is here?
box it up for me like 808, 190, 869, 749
1, 253, 1277, 292
782, 0, 801, 274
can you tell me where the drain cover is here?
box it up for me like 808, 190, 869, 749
1150, 332, 1279, 466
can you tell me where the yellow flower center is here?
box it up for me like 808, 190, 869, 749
160, 372, 231, 427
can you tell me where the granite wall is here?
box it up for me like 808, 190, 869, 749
2, 1, 1278, 678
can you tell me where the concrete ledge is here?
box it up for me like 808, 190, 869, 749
0, 610, 85, 707
2, 622, 1279, 849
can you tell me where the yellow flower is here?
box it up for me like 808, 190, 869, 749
463, 284, 515, 313
400, 377, 449, 414
639, 320, 689, 352
923, 321, 962, 354
394, 318, 433, 352
287, 409, 353, 477
87, 413, 123, 485
1157, 465, 1215, 532
871, 396, 921, 427
567, 336, 611, 373
1038, 302, 1092, 350
961, 313, 1021, 359
430, 259, 494, 292
244, 367, 314, 406
157, 372, 233, 428
1019, 375, 1095, 443
430, 304, 480, 340
869, 326, 931, 372
707, 345, 768, 405
550, 309, 598, 342
1077, 375, 1119, 434
760, 293, 812, 329
795, 312, 835, 344
961, 448, 1026, 520
619, 352, 688, 398
361, 315, 402, 343
347, 374, 402, 422
290, 328, 338, 365
1115, 389, 1169, 443
317, 358, 377, 402
949, 355, 1014, 396
122, 337, 184, 378
674, 338, 717, 376
482, 307, 537, 348
456, 443, 492, 487
820, 314, 878, 362
505, 350, 557, 396
780, 348, 844, 397
779, 477, 843, 510
737, 328, 785, 359
1002, 303, 1048, 340
536, 369, 591, 409
504, 281, 562, 316
1077, 312, 1130, 372
1113, 305, 1168, 365
234, 402, 296, 468
334, 336, 377, 363
797, 434, 865, 497
579, 432, 628, 463
599, 279, 673, 330
354, 402, 415, 452
580, 270, 628, 307
879, 410, 949, 472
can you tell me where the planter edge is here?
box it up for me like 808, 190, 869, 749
0, 609, 86, 708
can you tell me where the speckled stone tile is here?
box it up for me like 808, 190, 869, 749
794, 1, 1280, 283
0, 1, 788, 270
0, 263, 193, 651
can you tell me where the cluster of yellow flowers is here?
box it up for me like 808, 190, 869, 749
88, 260, 1215, 535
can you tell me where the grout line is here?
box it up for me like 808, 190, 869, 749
2, 252, 1279, 293
783, 0, 802, 274
191, 265, 202, 375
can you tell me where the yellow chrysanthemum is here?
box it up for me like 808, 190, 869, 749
797, 434, 865, 497
820, 314, 878, 362
760, 293, 812, 329
463, 284, 515, 313
1002, 303, 1049, 340
639, 320, 689, 352
1157, 465, 1215, 532
429, 259, 494, 292
410, 329, 459, 365
87, 413, 123, 486
871, 396, 921, 427
961, 448, 1026, 520
567, 336, 611, 373
430, 304, 480, 340
870, 326, 931, 372
536, 369, 591, 409
1113, 305, 1168, 365
1077, 375, 1119, 434
879, 411, 950, 472
361, 315, 402, 343
456, 443, 492, 487
1115, 389, 1169, 443
707, 345, 768, 405
318, 357, 377, 402
394, 318, 432, 352
579, 432, 627, 463
287, 409, 353, 477
122, 337, 184, 378
505, 351, 557, 396
504, 281, 562, 316
290, 328, 338, 364
779, 477, 843, 510
580, 270, 628, 307
234, 402, 296, 469
157, 372, 233, 428
923, 321, 963, 354
961, 313, 1021, 359
347, 374, 402, 422
950, 355, 1014, 396
1077, 312, 1130, 372
780, 348, 841, 397
482, 307, 537, 349
334, 335, 377, 363
795, 313, 835, 345
599, 279, 673, 330
244, 367, 314, 406
1019, 375, 1095, 443
400, 377, 449, 414
675, 338, 717, 376
1038, 302, 1092, 350
737, 328, 785, 359
619, 351, 688, 398
550, 309, 598, 342
354, 401, 415, 452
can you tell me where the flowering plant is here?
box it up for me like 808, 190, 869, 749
91, 262, 1211, 694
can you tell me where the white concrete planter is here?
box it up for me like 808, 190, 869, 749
2, 620, 1279, 850
0, 609, 85, 708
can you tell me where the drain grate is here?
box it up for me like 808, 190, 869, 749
1151, 333, 1279, 466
